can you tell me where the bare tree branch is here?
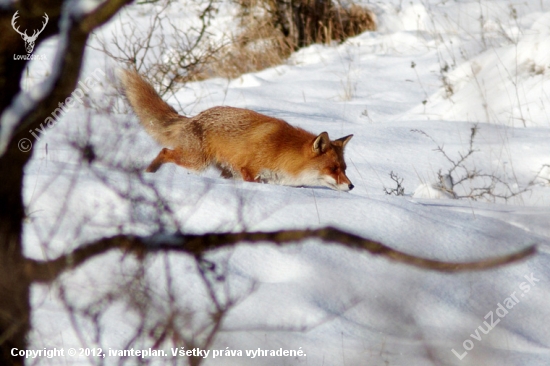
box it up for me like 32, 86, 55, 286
79, 0, 134, 33
6, 0, 133, 146
25, 227, 536, 283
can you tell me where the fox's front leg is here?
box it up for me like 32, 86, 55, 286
146, 148, 172, 172
240, 167, 260, 183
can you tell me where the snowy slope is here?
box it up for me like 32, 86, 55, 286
22, 0, 550, 365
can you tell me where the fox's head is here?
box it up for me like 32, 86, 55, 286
310, 132, 354, 191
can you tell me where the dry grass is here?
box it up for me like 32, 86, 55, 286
207, 0, 377, 79
201, 10, 293, 79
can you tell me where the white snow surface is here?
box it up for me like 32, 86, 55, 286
20, 0, 550, 365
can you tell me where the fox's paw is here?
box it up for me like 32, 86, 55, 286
240, 167, 260, 183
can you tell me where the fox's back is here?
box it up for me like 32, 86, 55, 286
194, 106, 291, 137
194, 106, 315, 170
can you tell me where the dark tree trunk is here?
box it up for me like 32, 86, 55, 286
0, 6, 52, 365
0, 142, 31, 365
0, 2, 131, 364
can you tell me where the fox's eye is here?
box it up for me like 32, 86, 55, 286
331, 166, 339, 172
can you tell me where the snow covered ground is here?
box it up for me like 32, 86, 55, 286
22, 0, 550, 365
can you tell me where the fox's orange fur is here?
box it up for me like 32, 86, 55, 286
119, 70, 354, 191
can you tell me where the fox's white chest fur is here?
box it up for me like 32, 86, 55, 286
258, 169, 351, 191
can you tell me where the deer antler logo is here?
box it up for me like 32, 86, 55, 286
11, 11, 49, 54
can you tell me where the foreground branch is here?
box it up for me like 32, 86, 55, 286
26, 227, 536, 283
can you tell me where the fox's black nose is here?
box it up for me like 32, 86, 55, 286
349, 183, 354, 190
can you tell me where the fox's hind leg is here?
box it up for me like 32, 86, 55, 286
214, 163, 235, 179
146, 147, 206, 173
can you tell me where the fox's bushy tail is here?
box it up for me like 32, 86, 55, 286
119, 70, 184, 146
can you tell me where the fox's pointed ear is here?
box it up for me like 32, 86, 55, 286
312, 132, 330, 154
334, 134, 353, 148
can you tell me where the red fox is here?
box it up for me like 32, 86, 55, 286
119, 70, 354, 191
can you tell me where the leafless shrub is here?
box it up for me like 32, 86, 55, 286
384, 171, 405, 196
412, 126, 534, 202
93, 0, 223, 97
